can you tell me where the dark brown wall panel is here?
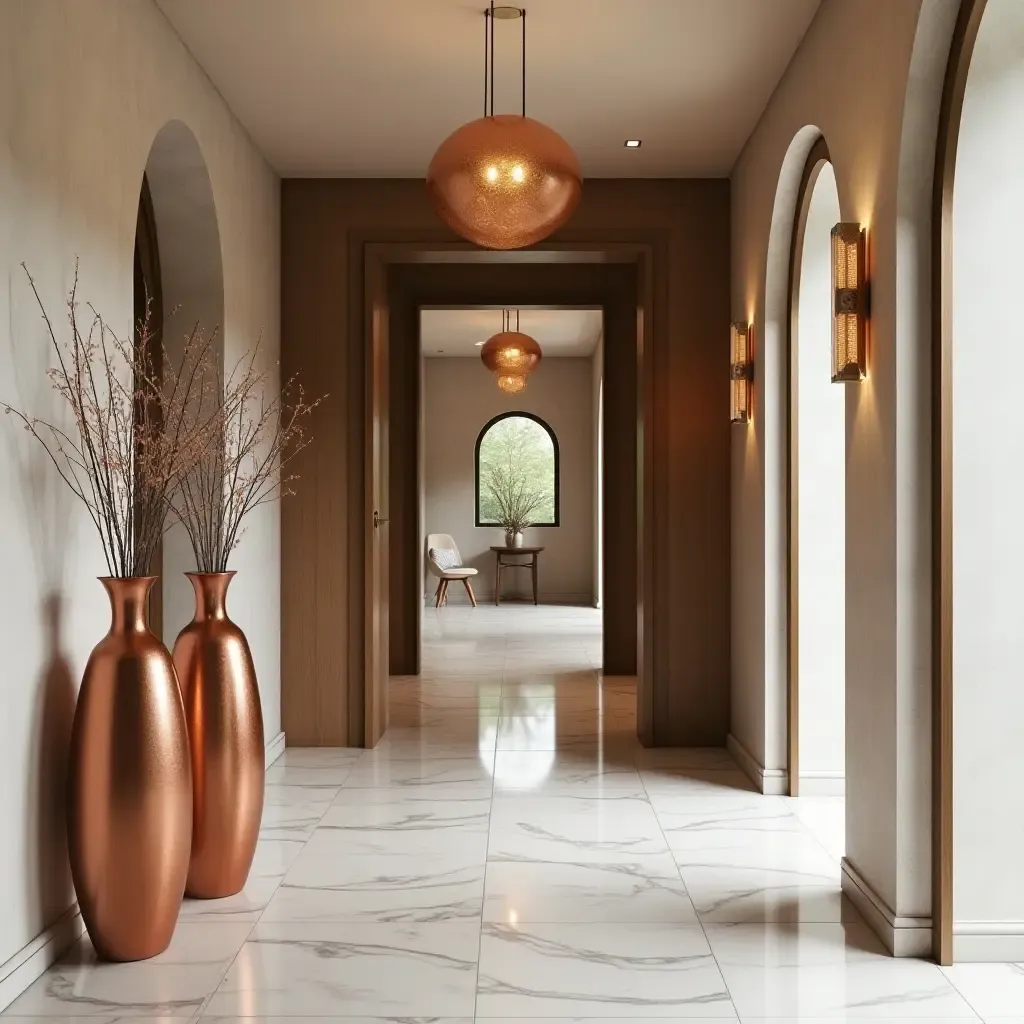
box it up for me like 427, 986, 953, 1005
281, 179, 731, 746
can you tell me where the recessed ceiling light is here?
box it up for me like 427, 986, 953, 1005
624, 139, 642, 148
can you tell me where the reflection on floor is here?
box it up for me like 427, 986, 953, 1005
2, 604, 1016, 1019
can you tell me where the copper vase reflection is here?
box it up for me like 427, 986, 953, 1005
68, 577, 192, 961
173, 572, 264, 899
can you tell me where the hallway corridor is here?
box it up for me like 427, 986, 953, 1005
1, 606, 1010, 1019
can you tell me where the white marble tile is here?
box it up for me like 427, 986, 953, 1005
783, 795, 848, 861
263, 764, 354, 787
3, 1018, 196, 1023
4, 924, 251, 1017
275, 747, 362, 768
290, 817, 489, 861
941, 963, 1024, 1018
258, 795, 333, 840
640, 767, 759, 800
491, 750, 645, 797
476, 922, 735, 1017
496, 712, 639, 753
633, 747, 738, 771
653, 798, 806, 838
319, 791, 491, 832
488, 795, 669, 863
203, 922, 479, 1018
178, 839, 305, 921
707, 922, 975, 1018
679, 864, 852, 924
368, 718, 499, 759
483, 855, 697, 923
263, 850, 484, 923
341, 754, 494, 792
669, 828, 839, 875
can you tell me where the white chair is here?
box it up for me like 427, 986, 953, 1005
426, 533, 478, 608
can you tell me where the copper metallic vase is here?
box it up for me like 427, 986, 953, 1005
68, 577, 192, 962
173, 572, 264, 899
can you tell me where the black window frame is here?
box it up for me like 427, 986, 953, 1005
474, 410, 560, 528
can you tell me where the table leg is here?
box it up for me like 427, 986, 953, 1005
495, 554, 501, 606
532, 554, 538, 605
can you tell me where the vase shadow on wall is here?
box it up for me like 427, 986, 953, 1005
6, 382, 77, 938
29, 593, 76, 929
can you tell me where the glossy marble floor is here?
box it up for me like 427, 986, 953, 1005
6, 604, 1024, 1020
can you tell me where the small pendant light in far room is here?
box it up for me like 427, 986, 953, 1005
427, 3, 582, 250
480, 309, 542, 393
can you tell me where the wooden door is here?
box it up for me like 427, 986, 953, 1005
364, 258, 390, 746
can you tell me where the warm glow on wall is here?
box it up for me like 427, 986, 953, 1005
831, 223, 867, 381
730, 321, 752, 424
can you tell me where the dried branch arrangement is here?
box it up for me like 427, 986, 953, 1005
167, 343, 324, 573
485, 462, 544, 535
3, 264, 219, 578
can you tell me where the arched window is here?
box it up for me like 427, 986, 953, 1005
475, 412, 559, 527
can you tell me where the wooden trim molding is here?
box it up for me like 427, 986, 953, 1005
785, 136, 832, 798
931, 0, 988, 968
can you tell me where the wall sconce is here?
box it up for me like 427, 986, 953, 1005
831, 223, 868, 381
730, 321, 752, 424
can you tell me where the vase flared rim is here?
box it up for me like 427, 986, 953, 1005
185, 570, 237, 578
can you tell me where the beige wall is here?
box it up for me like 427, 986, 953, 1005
729, 0, 960, 952
424, 357, 595, 604
0, 0, 279, 991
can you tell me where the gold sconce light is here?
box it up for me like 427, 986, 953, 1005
730, 321, 752, 424
831, 223, 868, 381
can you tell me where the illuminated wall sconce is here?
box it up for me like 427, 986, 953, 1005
831, 223, 868, 381
730, 321, 752, 424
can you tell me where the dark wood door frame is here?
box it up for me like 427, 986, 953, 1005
931, 0, 988, 967
356, 237, 658, 747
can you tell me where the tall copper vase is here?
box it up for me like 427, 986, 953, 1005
68, 577, 192, 961
173, 572, 264, 899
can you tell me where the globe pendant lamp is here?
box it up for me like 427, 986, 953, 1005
427, 3, 582, 251
481, 309, 542, 394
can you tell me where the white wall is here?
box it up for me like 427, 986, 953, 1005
0, 0, 279, 984
951, 0, 1024, 959
730, 0, 960, 952
424, 356, 595, 604
796, 162, 845, 783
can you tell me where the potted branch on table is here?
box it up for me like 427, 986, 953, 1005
485, 462, 544, 548
3, 265, 217, 961
167, 343, 323, 900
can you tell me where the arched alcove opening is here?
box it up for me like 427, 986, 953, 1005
938, 0, 1024, 963
790, 150, 845, 801
136, 120, 225, 640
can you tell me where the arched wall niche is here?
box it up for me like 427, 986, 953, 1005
136, 118, 225, 640
752, 124, 827, 791
934, 0, 1024, 965
787, 143, 845, 799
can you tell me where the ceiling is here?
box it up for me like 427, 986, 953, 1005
421, 309, 602, 357
157, 0, 821, 177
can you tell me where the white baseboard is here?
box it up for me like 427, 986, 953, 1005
1, 728, 289, 1013
727, 733, 788, 795
423, 593, 593, 606
841, 858, 931, 957
0, 902, 85, 1011
796, 771, 845, 797
953, 921, 1024, 961
265, 730, 286, 768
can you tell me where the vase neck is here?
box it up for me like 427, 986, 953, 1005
187, 572, 235, 622
100, 577, 155, 635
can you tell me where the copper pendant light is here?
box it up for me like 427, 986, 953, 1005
427, 3, 582, 250
481, 309, 542, 393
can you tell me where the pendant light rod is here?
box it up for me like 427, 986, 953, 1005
482, 3, 526, 119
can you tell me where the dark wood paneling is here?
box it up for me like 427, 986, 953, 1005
281, 179, 731, 747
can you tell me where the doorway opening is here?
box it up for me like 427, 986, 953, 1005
787, 141, 846, 851
384, 305, 634, 777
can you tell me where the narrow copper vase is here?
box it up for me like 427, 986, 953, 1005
68, 577, 192, 961
173, 572, 264, 899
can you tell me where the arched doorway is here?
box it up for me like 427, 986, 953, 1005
134, 175, 164, 636
137, 120, 224, 640
935, 0, 1024, 964
788, 141, 846, 801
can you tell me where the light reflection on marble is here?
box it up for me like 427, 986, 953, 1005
18, 606, 976, 1021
